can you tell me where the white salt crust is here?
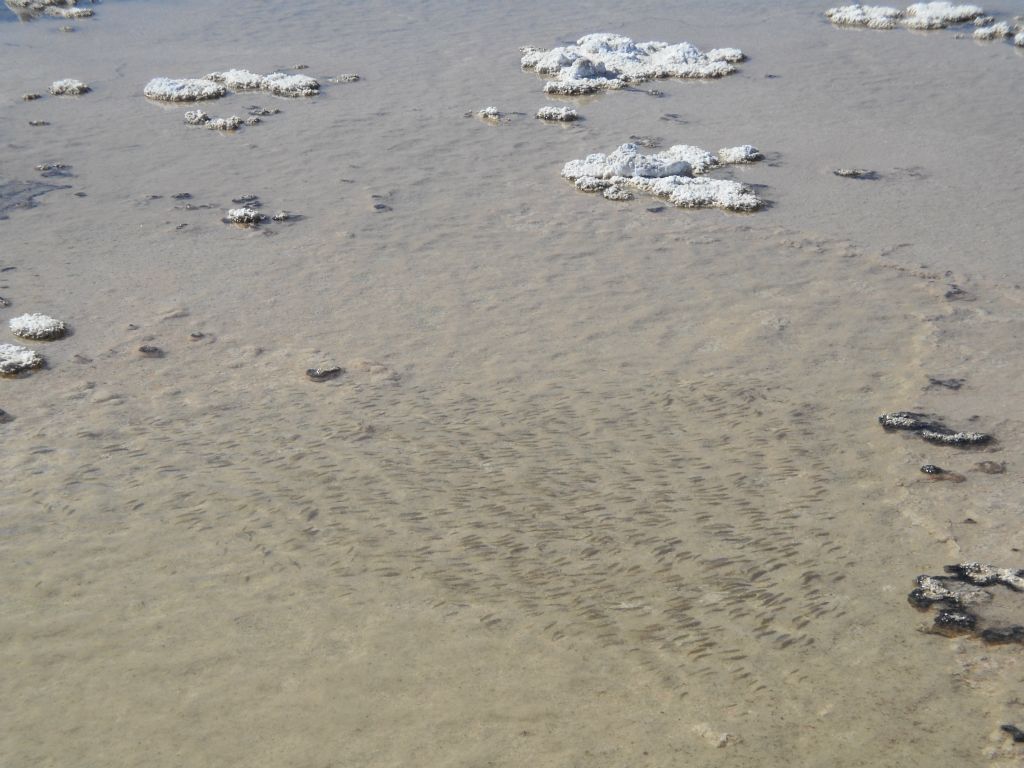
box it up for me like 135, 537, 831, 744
183, 109, 210, 125
205, 70, 320, 97
825, 5, 903, 29
536, 106, 578, 121
973, 21, 1010, 38
826, 3, 986, 29
903, 3, 984, 29
0, 343, 44, 375
144, 78, 226, 102
477, 106, 502, 120
8, 0, 92, 16
207, 116, 242, 131
521, 33, 744, 96
718, 145, 764, 164
562, 142, 764, 212
1016, 31, 1024, 46
226, 208, 265, 224
49, 79, 89, 95
9, 313, 67, 340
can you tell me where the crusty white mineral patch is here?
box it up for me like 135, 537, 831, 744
536, 106, 578, 121
144, 77, 226, 102
49, 79, 89, 95
562, 142, 764, 212
973, 21, 1010, 38
9, 313, 67, 340
205, 70, 320, 97
7, 0, 92, 18
183, 109, 210, 126
477, 106, 502, 120
1015, 31, 1024, 46
226, 207, 265, 225
521, 33, 744, 96
825, 5, 904, 29
208, 116, 242, 131
0, 343, 44, 375
903, 2, 984, 29
718, 145, 764, 164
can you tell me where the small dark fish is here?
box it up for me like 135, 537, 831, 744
138, 345, 164, 358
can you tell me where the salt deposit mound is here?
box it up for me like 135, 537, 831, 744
205, 69, 320, 97
0, 343, 43, 375
49, 79, 89, 95
6, 0, 93, 20
562, 142, 765, 212
144, 78, 226, 102
521, 33, 744, 96
9, 313, 67, 340
825, 3, 988, 30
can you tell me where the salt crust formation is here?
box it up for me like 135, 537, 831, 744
477, 106, 501, 120
208, 116, 242, 131
226, 207, 265, 225
205, 70, 320, 97
49, 79, 89, 95
562, 142, 764, 212
7, 0, 93, 18
536, 106, 578, 121
9, 313, 66, 340
0, 343, 43, 375
973, 21, 1010, 39
825, 5, 903, 28
825, 3, 987, 29
144, 78, 226, 102
717, 144, 764, 164
1016, 31, 1024, 46
521, 33, 744, 95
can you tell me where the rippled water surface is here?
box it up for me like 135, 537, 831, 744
2, 1, 1023, 766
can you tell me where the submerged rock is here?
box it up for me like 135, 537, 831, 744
49, 79, 89, 95
477, 106, 502, 120
909, 563, 1024, 645
9, 313, 67, 340
920, 464, 965, 482
562, 142, 765, 212
521, 33, 744, 96
144, 77, 227, 102
306, 366, 342, 382
137, 345, 164, 358
878, 411, 991, 446
207, 116, 242, 131
0, 343, 44, 375
183, 109, 210, 126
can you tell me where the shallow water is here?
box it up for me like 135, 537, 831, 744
1, 1, 1023, 766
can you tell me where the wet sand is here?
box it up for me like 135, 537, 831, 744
2, 1, 1023, 766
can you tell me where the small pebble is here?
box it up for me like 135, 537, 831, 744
1001, 724, 1024, 743
920, 465, 965, 482
29, 121, 50, 127
138, 345, 164, 358
189, 332, 205, 340
22, 93, 42, 101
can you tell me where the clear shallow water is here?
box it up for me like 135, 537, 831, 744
1, 2, 1023, 766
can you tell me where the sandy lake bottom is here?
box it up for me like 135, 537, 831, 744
2, 1, 1023, 766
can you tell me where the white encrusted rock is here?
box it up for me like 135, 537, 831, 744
972, 21, 1010, 38
536, 105, 578, 121
718, 145, 764, 164
226, 207, 266, 225
562, 142, 763, 212
144, 77, 226, 102
1016, 31, 1024, 46
0, 343, 44, 375
9, 313, 67, 340
183, 109, 211, 126
205, 69, 268, 90
602, 185, 633, 201
521, 33, 744, 95
478, 106, 502, 120
826, 5, 904, 28
903, 2, 984, 29
263, 72, 319, 96
45, 5, 93, 18
208, 116, 242, 131
49, 79, 89, 95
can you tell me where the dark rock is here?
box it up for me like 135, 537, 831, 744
189, 332, 205, 340
920, 464, 943, 474
138, 345, 164, 358
944, 563, 1024, 591
980, 625, 1024, 645
172, 193, 192, 200
231, 194, 260, 205
833, 168, 878, 179
878, 411, 991, 446
920, 464, 965, 482
1001, 724, 1024, 743
932, 609, 976, 635
0, 408, 13, 424
926, 376, 964, 390
306, 366, 342, 382
944, 284, 973, 301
